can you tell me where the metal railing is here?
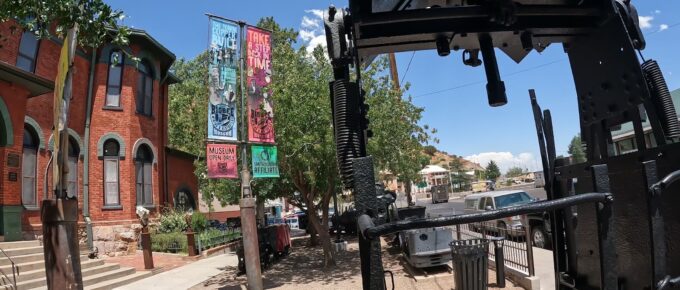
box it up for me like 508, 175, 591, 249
454, 222, 535, 276
0, 248, 18, 289
195, 229, 241, 255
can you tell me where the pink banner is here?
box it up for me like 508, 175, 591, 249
246, 27, 275, 143
207, 144, 237, 179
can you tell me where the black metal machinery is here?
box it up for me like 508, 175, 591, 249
323, 1, 680, 289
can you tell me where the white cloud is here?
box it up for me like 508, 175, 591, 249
299, 9, 327, 54
464, 152, 539, 174
639, 16, 654, 29
655, 10, 661, 14
660, 24, 669, 32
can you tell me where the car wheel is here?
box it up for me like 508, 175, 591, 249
532, 225, 549, 249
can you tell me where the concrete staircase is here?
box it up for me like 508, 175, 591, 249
0, 240, 152, 290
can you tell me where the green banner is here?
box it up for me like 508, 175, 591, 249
252, 145, 280, 178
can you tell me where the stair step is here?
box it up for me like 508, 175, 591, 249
0, 241, 40, 250
2, 256, 98, 275
85, 271, 153, 290
0, 247, 43, 257
0, 253, 44, 267
14, 259, 106, 282
2, 263, 121, 289
83, 267, 136, 287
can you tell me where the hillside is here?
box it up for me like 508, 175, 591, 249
424, 147, 483, 172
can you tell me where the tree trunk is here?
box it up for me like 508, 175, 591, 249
405, 179, 413, 206
308, 219, 319, 246
308, 208, 336, 268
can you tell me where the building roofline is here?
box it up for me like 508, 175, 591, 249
127, 28, 176, 63
0, 61, 54, 97
165, 146, 200, 160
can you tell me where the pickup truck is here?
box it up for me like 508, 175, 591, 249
527, 211, 552, 249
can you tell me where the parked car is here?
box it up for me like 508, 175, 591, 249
463, 190, 537, 237
471, 180, 494, 193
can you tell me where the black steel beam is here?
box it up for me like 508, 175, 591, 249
363, 192, 611, 239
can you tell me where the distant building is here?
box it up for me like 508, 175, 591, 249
412, 165, 450, 194
610, 88, 680, 155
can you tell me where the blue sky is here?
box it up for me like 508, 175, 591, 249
108, 0, 680, 172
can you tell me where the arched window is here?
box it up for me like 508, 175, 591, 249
135, 144, 153, 206
17, 31, 40, 72
22, 125, 38, 207
136, 60, 153, 116
105, 50, 124, 107
103, 139, 120, 206
66, 137, 80, 198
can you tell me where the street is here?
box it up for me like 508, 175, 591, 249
412, 184, 547, 218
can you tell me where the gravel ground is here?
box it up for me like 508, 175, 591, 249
190, 236, 524, 290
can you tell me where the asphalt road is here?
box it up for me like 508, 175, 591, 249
414, 184, 547, 218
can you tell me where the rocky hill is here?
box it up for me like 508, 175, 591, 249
424, 146, 483, 172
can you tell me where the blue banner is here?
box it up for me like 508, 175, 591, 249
207, 18, 239, 141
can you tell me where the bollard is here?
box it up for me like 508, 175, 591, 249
141, 226, 154, 269
491, 237, 506, 288
187, 230, 197, 256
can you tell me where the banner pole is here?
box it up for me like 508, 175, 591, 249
237, 21, 263, 290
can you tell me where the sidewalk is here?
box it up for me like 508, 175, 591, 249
114, 253, 238, 290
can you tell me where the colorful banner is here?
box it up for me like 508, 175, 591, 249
246, 27, 275, 143
207, 144, 238, 179
252, 145, 279, 178
207, 18, 239, 141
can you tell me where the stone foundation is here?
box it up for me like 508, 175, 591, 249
92, 223, 143, 257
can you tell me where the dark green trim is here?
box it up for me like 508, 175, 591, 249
97, 44, 134, 64
102, 205, 123, 210
0, 205, 23, 241
97, 132, 126, 158
0, 61, 54, 97
47, 128, 83, 155
0, 97, 13, 146
24, 116, 45, 149
166, 71, 181, 84
132, 138, 158, 164
135, 51, 161, 80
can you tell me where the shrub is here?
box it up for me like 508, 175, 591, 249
151, 232, 187, 253
191, 212, 208, 233
158, 209, 188, 233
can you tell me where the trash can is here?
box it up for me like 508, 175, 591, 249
450, 239, 490, 290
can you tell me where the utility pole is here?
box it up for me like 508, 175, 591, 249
388, 53, 400, 91
238, 22, 263, 290
42, 26, 84, 289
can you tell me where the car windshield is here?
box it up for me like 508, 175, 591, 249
494, 192, 534, 209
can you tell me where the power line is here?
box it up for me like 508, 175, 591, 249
400, 51, 416, 85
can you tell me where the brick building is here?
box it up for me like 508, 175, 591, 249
0, 21, 200, 256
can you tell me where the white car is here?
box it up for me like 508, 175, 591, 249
463, 190, 537, 237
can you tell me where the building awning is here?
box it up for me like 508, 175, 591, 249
0, 61, 54, 97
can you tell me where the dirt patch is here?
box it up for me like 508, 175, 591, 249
190, 237, 524, 290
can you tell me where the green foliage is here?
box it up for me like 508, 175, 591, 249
485, 161, 501, 181
506, 166, 526, 178
151, 232, 187, 253
0, 0, 130, 48
506, 179, 513, 186
191, 212, 208, 233
568, 134, 587, 163
157, 209, 188, 233
423, 145, 438, 156
474, 169, 487, 180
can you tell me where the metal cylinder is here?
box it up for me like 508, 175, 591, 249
492, 238, 506, 288
450, 239, 490, 290
240, 197, 264, 290
479, 33, 507, 107
642, 59, 680, 139
332, 79, 365, 189
141, 227, 154, 269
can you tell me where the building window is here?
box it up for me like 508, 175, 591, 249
67, 137, 79, 199
615, 137, 637, 155
106, 50, 124, 107
17, 31, 40, 72
136, 61, 153, 116
103, 140, 120, 206
22, 125, 38, 207
135, 144, 153, 206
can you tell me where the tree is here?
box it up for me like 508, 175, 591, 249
506, 166, 526, 178
0, 0, 130, 48
485, 161, 501, 181
568, 134, 587, 163
423, 145, 438, 156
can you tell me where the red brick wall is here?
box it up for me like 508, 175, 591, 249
0, 83, 30, 206
166, 152, 198, 209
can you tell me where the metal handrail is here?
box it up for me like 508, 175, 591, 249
0, 247, 18, 289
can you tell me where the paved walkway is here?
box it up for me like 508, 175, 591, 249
533, 247, 555, 290
114, 253, 238, 290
